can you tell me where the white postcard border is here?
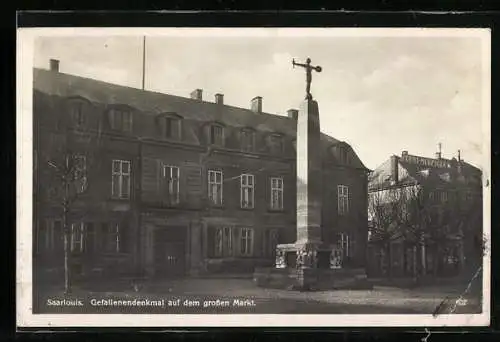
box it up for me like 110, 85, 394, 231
16, 27, 491, 328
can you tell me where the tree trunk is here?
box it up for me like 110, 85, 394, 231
412, 246, 417, 282
387, 243, 392, 279
63, 180, 71, 295
421, 243, 426, 276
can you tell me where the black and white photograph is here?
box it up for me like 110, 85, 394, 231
17, 27, 490, 327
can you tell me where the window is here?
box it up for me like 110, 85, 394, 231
109, 108, 132, 132
337, 185, 349, 215
112, 160, 131, 199
104, 223, 120, 253
269, 134, 284, 154
240, 228, 254, 256
215, 226, 233, 257
85, 222, 96, 253
73, 154, 87, 193
263, 229, 279, 257
270, 177, 284, 210
71, 222, 85, 252
465, 191, 473, 202
39, 219, 62, 252
160, 115, 181, 140
241, 129, 255, 152
163, 165, 180, 205
337, 232, 350, 258
208, 170, 223, 205
338, 146, 350, 164
209, 124, 224, 146
71, 101, 85, 126
429, 191, 435, 201
240, 174, 254, 209
439, 191, 448, 203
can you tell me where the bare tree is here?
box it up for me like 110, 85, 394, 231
44, 108, 102, 294
368, 188, 403, 278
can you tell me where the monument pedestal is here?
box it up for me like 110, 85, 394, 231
253, 97, 371, 291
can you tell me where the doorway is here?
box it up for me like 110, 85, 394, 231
153, 226, 186, 278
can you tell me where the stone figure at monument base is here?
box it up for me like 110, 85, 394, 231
253, 58, 371, 291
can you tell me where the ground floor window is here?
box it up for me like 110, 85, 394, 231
71, 222, 85, 252
214, 226, 233, 257
337, 232, 355, 261
38, 219, 63, 254
262, 228, 279, 258
240, 228, 254, 256
104, 223, 122, 253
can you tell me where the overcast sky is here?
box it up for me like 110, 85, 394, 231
33, 31, 487, 170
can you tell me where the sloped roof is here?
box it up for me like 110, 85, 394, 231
33, 68, 369, 170
369, 153, 482, 190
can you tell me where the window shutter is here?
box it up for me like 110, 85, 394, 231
156, 159, 163, 203
179, 166, 187, 205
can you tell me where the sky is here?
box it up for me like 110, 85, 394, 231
33, 30, 488, 170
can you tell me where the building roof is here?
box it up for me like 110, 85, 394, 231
368, 152, 482, 191
33, 67, 369, 171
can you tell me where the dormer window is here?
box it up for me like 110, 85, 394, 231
209, 124, 224, 147
158, 113, 182, 140
332, 144, 351, 165
241, 128, 255, 152
109, 107, 133, 132
70, 101, 86, 127
269, 133, 284, 154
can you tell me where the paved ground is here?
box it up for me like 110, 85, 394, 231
34, 278, 482, 315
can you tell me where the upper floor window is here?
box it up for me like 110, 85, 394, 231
112, 159, 131, 199
270, 177, 284, 210
269, 134, 284, 154
71, 101, 86, 127
209, 124, 224, 146
208, 169, 223, 205
73, 154, 87, 194
159, 114, 182, 140
338, 185, 349, 215
241, 128, 255, 152
163, 165, 180, 205
215, 226, 233, 257
240, 174, 254, 209
109, 108, 133, 132
240, 228, 254, 256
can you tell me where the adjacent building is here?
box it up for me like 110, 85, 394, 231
367, 149, 483, 279
33, 60, 370, 284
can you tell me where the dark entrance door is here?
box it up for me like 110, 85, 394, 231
153, 227, 186, 278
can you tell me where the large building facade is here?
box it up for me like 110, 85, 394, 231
33, 61, 369, 284
367, 149, 483, 279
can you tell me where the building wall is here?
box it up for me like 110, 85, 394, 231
367, 156, 483, 279
34, 86, 369, 282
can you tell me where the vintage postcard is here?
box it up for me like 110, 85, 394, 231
17, 27, 491, 327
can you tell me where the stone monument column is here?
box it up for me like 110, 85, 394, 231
296, 99, 322, 246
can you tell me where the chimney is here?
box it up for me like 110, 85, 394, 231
401, 150, 408, 157
435, 143, 442, 160
190, 89, 203, 101
457, 149, 461, 162
49, 59, 60, 72
390, 155, 399, 184
287, 109, 298, 120
215, 93, 224, 105
251, 96, 262, 113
